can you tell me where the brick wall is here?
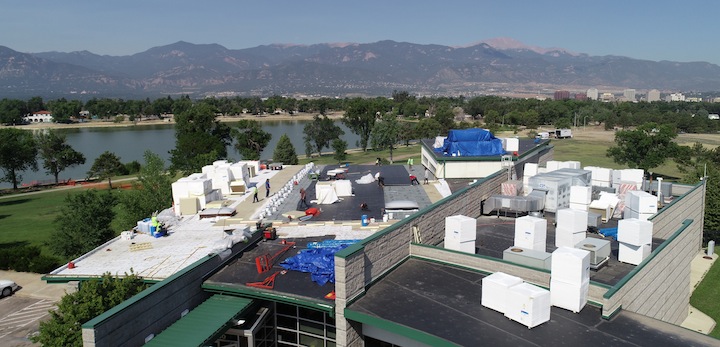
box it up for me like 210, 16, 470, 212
602, 183, 705, 325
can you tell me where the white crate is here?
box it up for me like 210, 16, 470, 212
555, 228, 587, 248
445, 215, 477, 243
624, 208, 654, 221
556, 208, 588, 232
626, 190, 658, 214
570, 186, 592, 204
617, 218, 653, 245
618, 242, 651, 265
481, 272, 523, 314
505, 283, 551, 329
515, 216, 547, 249
551, 247, 590, 285
591, 179, 611, 188
569, 202, 588, 211
546, 160, 560, 171
524, 163, 538, 177
550, 279, 588, 313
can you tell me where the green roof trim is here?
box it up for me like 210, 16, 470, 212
144, 295, 253, 347
202, 282, 335, 316
647, 181, 704, 221
344, 309, 461, 347
603, 219, 694, 299
82, 254, 215, 329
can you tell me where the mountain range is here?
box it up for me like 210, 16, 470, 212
1, 37, 719, 99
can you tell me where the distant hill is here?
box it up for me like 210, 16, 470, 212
1, 38, 719, 99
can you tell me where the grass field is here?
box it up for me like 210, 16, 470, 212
690, 258, 720, 338
0, 189, 80, 254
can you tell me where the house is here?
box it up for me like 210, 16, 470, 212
23, 110, 53, 123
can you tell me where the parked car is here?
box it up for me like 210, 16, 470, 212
0, 279, 19, 297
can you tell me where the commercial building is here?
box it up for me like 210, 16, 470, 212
44, 137, 715, 346
586, 88, 599, 100
647, 89, 661, 102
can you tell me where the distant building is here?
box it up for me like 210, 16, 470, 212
686, 97, 702, 102
23, 110, 53, 123
647, 89, 661, 102
708, 114, 719, 120
601, 92, 614, 102
586, 88, 599, 100
574, 93, 587, 100
554, 90, 570, 100
623, 89, 636, 102
666, 93, 685, 102
712, 97, 720, 103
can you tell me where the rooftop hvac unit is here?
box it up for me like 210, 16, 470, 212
503, 247, 552, 270
576, 237, 611, 268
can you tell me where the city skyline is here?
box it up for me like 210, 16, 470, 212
2, 1, 720, 65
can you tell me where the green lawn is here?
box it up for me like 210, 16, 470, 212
299, 144, 422, 166
690, 257, 720, 339
0, 189, 80, 254
551, 139, 685, 180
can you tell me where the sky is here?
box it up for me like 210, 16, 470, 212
2, 1, 719, 65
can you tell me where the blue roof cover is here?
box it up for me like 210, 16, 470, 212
436, 128, 506, 157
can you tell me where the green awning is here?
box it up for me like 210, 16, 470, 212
145, 295, 253, 347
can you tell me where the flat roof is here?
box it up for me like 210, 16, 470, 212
473, 213, 665, 286
347, 258, 718, 346
421, 137, 543, 161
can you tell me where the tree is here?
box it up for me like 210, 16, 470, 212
170, 103, 231, 174
48, 189, 117, 259
273, 134, 298, 164
116, 151, 173, 230
676, 145, 720, 244
606, 123, 680, 172
342, 98, 377, 151
33, 272, 147, 346
0, 128, 38, 189
370, 113, 401, 163
414, 117, 443, 139
36, 129, 86, 184
232, 119, 272, 160
332, 139, 348, 163
398, 121, 416, 146
303, 115, 344, 157
87, 151, 125, 188
0, 98, 28, 125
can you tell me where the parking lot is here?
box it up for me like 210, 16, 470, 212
0, 271, 69, 347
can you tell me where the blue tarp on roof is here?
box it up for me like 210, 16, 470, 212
436, 128, 506, 157
280, 240, 360, 286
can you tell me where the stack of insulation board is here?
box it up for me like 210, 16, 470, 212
555, 208, 588, 248
504, 283, 551, 328
615, 169, 645, 190
569, 186, 592, 211
585, 166, 613, 188
624, 190, 657, 220
444, 215, 477, 254
550, 247, 591, 313
558, 161, 581, 169
514, 216, 547, 251
502, 180, 523, 196
502, 137, 520, 153
172, 174, 216, 216
588, 191, 620, 222
228, 162, 251, 194
481, 272, 523, 314
617, 218, 653, 265
522, 163, 538, 196
202, 160, 237, 196
545, 160, 561, 172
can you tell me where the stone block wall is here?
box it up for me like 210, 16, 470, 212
602, 183, 705, 325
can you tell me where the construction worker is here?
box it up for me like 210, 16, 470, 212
252, 185, 259, 203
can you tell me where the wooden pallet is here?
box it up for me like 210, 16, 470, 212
129, 242, 153, 252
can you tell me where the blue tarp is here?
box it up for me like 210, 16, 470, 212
280, 240, 360, 285
436, 128, 506, 157
599, 227, 618, 239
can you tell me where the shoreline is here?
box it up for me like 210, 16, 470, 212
3, 112, 343, 131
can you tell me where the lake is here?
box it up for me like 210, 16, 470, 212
4, 120, 360, 188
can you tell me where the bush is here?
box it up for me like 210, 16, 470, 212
0, 245, 60, 273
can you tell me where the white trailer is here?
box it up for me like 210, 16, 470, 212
554, 129, 573, 139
